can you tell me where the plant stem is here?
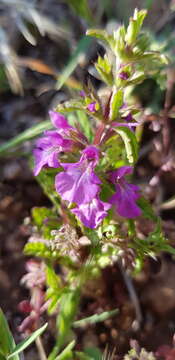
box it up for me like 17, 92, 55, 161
162, 68, 174, 156
35, 336, 47, 360
119, 262, 142, 330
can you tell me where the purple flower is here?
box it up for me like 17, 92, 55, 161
118, 71, 129, 80
72, 197, 111, 228
87, 102, 97, 113
79, 90, 86, 97
49, 110, 74, 137
109, 166, 141, 218
33, 111, 89, 175
55, 145, 101, 205
49, 110, 88, 145
33, 133, 71, 176
125, 112, 133, 122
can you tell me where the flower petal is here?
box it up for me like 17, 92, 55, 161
33, 132, 68, 175
55, 162, 101, 205
110, 183, 141, 218
110, 166, 133, 183
49, 110, 71, 130
55, 145, 101, 205
72, 198, 111, 228
87, 102, 96, 113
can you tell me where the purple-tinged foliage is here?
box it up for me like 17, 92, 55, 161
109, 166, 141, 218
55, 145, 101, 205
72, 197, 111, 229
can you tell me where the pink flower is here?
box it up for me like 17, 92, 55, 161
55, 145, 101, 205
87, 102, 97, 113
33, 111, 88, 176
118, 71, 129, 80
72, 197, 111, 228
33, 133, 71, 176
109, 166, 141, 218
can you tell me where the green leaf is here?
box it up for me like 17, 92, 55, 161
8, 323, 48, 359
36, 168, 61, 210
97, 55, 111, 74
0, 308, 18, 359
0, 121, 52, 156
55, 340, 75, 360
100, 180, 115, 203
125, 9, 147, 45
73, 308, 119, 328
95, 55, 113, 85
114, 126, 138, 163
103, 134, 123, 168
134, 9, 147, 30
57, 290, 80, 346
76, 110, 93, 142
48, 289, 80, 359
46, 264, 62, 290
24, 242, 54, 259
126, 19, 139, 46
31, 207, 60, 239
95, 64, 113, 86
86, 29, 115, 49
114, 26, 126, 59
109, 89, 123, 121
47, 291, 64, 314
127, 71, 145, 85
137, 197, 157, 222
56, 99, 84, 113
134, 219, 175, 259
56, 36, 92, 90
32, 207, 55, 228
147, 220, 166, 247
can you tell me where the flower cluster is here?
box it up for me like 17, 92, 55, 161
33, 111, 141, 228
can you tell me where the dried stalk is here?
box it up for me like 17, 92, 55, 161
35, 336, 47, 360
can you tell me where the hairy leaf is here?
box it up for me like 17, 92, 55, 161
114, 126, 138, 163
109, 89, 124, 121
73, 308, 119, 328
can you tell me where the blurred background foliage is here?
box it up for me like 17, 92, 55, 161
0, 0, 174, 94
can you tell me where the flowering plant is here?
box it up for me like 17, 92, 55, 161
18, 8, 175, 359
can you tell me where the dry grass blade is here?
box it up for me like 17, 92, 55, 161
0, 0, 70, 92
0, 28, 23, 93
14, 14, 37, 45
17, 57, 57, 77
0, 0, 69, 40
27, 8, 69, 39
